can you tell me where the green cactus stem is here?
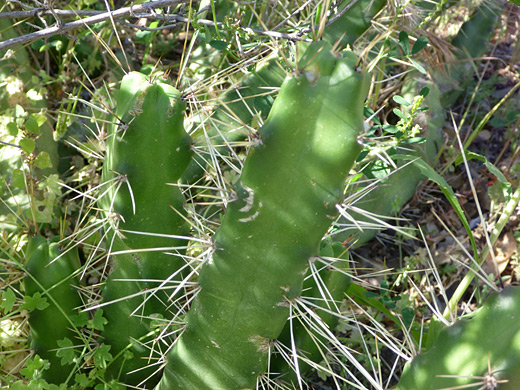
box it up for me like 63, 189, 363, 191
155, 41, 370, 390
438, 2, 501, 108
98, 71, 193, 385
397, 286, 520, 390
99, 71, 193, 309
322, 0, 387, 48
100, 238, 162, 385
336, 79, 444, 248
182, 0, 387, 185
181, 56, 288, 184
270, 239, 352, 384
24, 236, 82, 384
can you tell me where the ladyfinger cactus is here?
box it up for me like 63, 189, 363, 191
99, 71, 192, 309
182, 0, 387, 185
397, 286, 520, 390
24, 236, 82, 384
98, 72, 192, 385
156, 41, 370, 390
99, 72, 192, 271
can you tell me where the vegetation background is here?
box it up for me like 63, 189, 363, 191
1, 0, 520, 389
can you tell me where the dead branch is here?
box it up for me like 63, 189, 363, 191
0, 0, 187, 51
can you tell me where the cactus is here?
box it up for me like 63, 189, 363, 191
270, 238, 352, 383
156, 41, 370, 390
271, 77, 443, 382
100, 240, 161, 385
322, 0, 386, 48
182, 0, 387, 185
438, 2, 501, 107
24, 235, 83, 384
335, 79, 444, 247
181, 57, 287, 183
99, 71, 192, 309
397, 286, 520, 390
98, 72, 193, 385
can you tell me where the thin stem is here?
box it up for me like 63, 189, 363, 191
443, 179, 520, 320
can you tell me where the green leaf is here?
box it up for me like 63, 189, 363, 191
363, 291, 380, 299
409, 58, 427, 74
26, 116, 40, 135
136, 29, 152, 42
75, 373, 90, 387
28, 379, 50, 390
383, 124, 399, 134
209, 39, 227, 51
10, 381, 28, 390
356, 149, 370, 162
348, 283, 401, 327
6, 122, 18, 136
398, 31, 410, 56
89, 309, 108, 331
23, 292, 50, 312
398, 156, 478, 259
1, 288, 17, 312
411, 36, 429, 55
34, 152, 53, 169
393, 108, 405, 119
454, 151, 512, 199
12, 169, 26, 188
20, 355, 50, 380
15, 104, 26, 118
382, 294, 396, 309
46, 384, 66, 390
401, 307, 415, 328
419, 87, 430, 97
34, 113, 48, 127
401, 137, 426, 145
393, 95, 410, 106
20, 138, 36, 154
56, 337, 76, 365
203, 24, 212, 44
71, 311, 89, 327
123, 350, 134, 361
93, 343, 112, 369
490, 117, 507, 127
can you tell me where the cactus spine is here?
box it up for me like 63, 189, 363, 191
156, 41, 370, 390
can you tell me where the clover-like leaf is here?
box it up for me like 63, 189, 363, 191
56, 337, 76, 365
93, 343, 112, 369
88, 309, 108, 331
20, 354, 50, 380
1, 288, 17, 312
23, 292, 49, 312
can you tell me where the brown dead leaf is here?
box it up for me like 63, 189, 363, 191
482, 231, 517, 277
